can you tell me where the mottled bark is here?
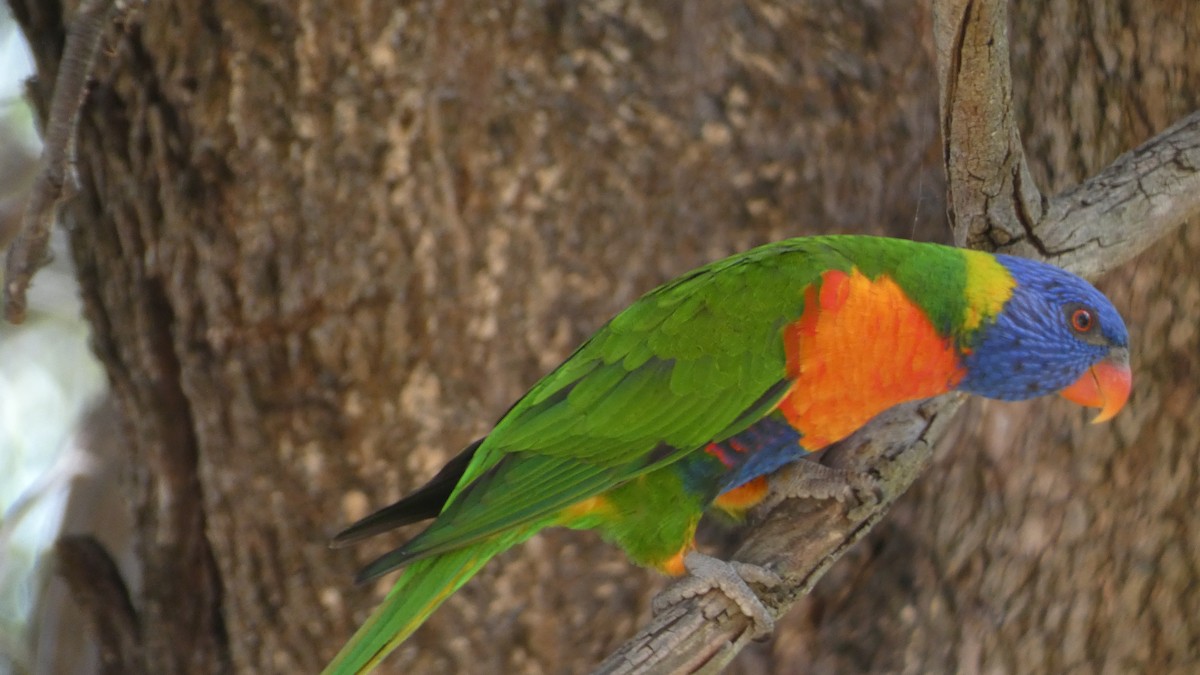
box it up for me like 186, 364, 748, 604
8, 0, 1198, 674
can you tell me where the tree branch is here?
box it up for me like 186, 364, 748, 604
1001, 110, 1200, 279
933, 0, 1200, 279
593, 0, 1198, 672
933, 0, 1045, 250
3, 0, 120, 323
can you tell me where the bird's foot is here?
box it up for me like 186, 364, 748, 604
652, 551, 782, 640
761, 459, 882, 520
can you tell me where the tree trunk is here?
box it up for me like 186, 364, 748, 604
8, 0, 1197, 673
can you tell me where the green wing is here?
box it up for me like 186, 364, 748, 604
388, 239, 860, 565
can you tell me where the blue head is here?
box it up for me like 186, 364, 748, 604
957, 255, 1131, 419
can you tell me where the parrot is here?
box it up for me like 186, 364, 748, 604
323, 235, 1131, 674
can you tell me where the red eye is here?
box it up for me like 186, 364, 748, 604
1071, 308, 1094, 333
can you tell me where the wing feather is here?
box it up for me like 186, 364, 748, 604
393, 240, 849, 563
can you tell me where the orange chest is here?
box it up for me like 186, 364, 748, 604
777, 269, 965, 450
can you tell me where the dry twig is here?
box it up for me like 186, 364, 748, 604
3, 0, 120, 323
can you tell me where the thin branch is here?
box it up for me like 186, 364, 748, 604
3, 0, 120, 324
593, 0, 1198, 671
55, 535, 144, 675
1002, 110, 1200, 280
933, 0, 1045, 250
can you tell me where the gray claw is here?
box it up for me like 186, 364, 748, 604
652, 551, 782, 640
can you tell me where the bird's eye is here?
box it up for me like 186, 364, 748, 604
1069, 307, 1095, 333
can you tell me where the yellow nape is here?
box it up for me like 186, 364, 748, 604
961, 249, 1016, 332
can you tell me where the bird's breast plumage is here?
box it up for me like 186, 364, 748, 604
778, 268, 966, 450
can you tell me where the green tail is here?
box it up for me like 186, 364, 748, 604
322, 545, 498, 674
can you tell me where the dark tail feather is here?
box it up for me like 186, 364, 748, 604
330, 438, 483, 548
354, 544, 426, 583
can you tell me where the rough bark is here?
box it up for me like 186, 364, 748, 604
7, 0, 1198, 674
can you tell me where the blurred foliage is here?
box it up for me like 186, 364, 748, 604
0, 8, 108, 675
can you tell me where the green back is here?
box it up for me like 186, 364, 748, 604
404, 236, 970, 558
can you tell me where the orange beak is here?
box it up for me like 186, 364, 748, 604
1059, 351, 1132, 423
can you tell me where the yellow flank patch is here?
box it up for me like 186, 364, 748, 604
961, 249, 1015, 332
558, 495, 612, 524
779, 268, 966, 451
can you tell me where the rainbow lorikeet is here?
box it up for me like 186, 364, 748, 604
324, 235, 1131, 673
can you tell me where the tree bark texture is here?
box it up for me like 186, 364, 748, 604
8, 1, 1198, 673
